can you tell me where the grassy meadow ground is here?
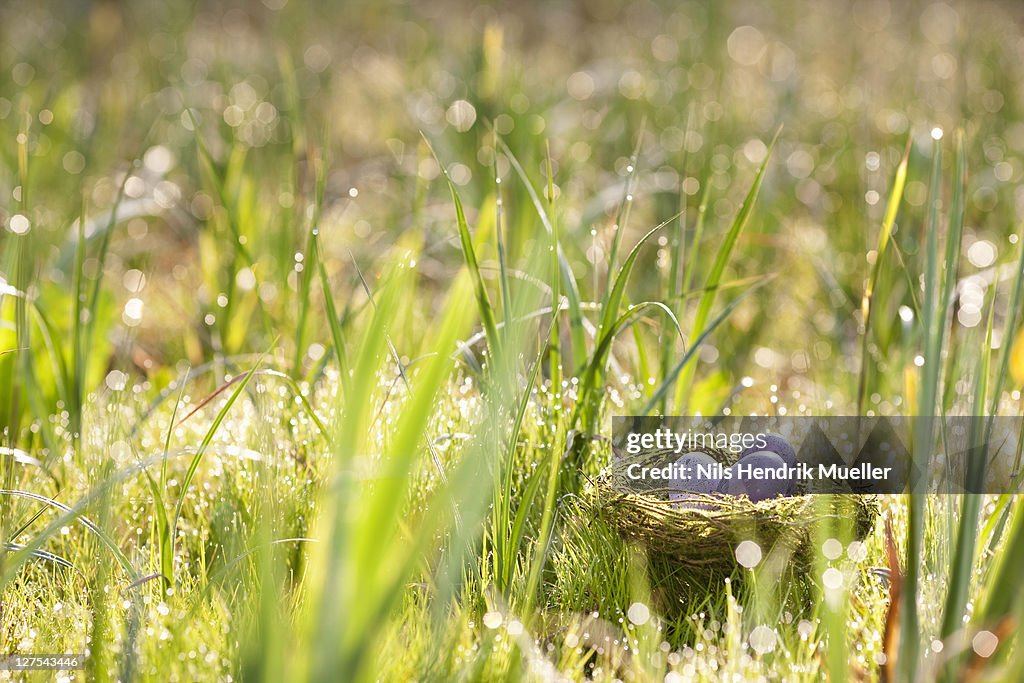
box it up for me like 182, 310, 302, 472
4, 0, 1024, 680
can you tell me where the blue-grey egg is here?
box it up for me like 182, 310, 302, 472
743, 432, 797, 468
668, 451, 722, 507
718, 451, 791, 502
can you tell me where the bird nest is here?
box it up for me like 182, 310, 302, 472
588, 447, 879, 577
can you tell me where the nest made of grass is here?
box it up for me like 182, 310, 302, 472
590, 447, 879, 574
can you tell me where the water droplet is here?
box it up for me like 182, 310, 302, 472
736, 540, 762, 568
972, 630, 998, 658
105, 370, 128, 391
627, 602, 650, 625
967, 240, 997, 268
847, 541, 868, 562
822, 538, 843, 560
749, 625, 777, 655
797, 620, 814, 639
822, 567, 844, 590
7, 214, 30, 235
123, 298, 144, 326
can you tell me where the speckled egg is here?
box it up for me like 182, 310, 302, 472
668, 451, 722, 506
743, 433, 797, 468
718, 451, 792, 502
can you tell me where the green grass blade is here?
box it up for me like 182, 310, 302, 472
316, 238, 351, 398
494, 134, 513, 349
939, 130, 977, 649
902, 131, 944, 682
856, 136, 912, 415
603, 122, 644, 290
496, 136, 587, 370
545, 139, 562, 397
575, 299, 681, 424
570, 217, 678, 430
680, 178, 711, 296
170, 353, 266, 576
671, 128, 779, 412
0, 488, 136, 581
644, 282, 766, 414
424, 136, 502, 363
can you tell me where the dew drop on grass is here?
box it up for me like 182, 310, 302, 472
446, 100, 477, 132
847, 541, 868, 562
144, 145, 175, 174
7, 214, 30, 235
627, 602, 650, 626
972, 630, 998, 658
236, 268, 256, 291
796, 620, 813, 640
483, 611, 502, 629
749, 625, 777, 655
822, 567, 844, 590
105, 370, 128, 391
63, 151, 85, 174
821, 538, 843, 560
735, 540, 762, 568
123, 297, 144, 326
967, 240, 997, 268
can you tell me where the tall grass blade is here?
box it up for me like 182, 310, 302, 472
939, 131, 979, 653
671, 128, 779, 412
902, 131, 944, 681
856, 136, 912, 416
170, 354, 266, 577
423, 136, 502, 362
545, 139, 562, 398
496, 137, 587, 370
603, 122, 644, 287
570, 218, 679, 431
975, 221, 1024, 633
644, 281, 766, 413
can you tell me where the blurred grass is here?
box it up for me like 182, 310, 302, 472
3, 0, 1024, 680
